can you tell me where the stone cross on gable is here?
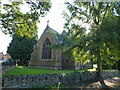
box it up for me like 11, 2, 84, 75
47, 20, 49, 26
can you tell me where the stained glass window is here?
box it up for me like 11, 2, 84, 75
42, 38, 52, 59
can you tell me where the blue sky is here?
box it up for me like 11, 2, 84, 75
0, 0, 67, 54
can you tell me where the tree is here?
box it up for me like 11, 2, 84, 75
7, 34, 37, 65
0, 0, 51, 38
62, 1, 120, 80
100, 14, 120, 70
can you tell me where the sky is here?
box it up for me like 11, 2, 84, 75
0, 0, 68, 54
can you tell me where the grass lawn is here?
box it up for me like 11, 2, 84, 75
3, 66, 96, 76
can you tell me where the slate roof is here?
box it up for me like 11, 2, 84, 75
44, 25, 61, 42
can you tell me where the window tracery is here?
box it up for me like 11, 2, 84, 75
42, 38, 52, 59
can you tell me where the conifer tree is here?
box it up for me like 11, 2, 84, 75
7, 34, 37, 65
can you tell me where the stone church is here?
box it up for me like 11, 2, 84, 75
29, 22, 92, 70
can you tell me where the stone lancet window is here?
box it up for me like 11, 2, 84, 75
42, 38, 52, 59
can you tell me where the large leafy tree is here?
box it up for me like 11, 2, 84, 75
1, 0, 51, 65
0, 0, 51, 38
62, 1, 120, 79
7, 34, 38, 65
99, 13, 120, 69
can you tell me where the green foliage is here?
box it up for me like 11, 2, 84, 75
62, 1, 120, 78
0, 0, 51, 38
7, 34, 37, 65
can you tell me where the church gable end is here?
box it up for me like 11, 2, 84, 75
29, 24, 62, 69
29, 23, 92, 70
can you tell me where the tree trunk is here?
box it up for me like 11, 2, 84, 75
97, 45, 102, 79
97, 53, 102, 79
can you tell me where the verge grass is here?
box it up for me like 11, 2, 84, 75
3, 66, 96, 76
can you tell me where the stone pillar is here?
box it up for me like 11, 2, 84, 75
75, 61, 81, 70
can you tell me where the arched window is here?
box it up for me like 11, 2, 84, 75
42, 38, 52, 59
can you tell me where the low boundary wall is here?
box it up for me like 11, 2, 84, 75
2, 70, 119, 88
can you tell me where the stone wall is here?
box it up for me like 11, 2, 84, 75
102, 70, 119, 79
2, 70, 119, 88
3, 74, 60, 88
2, 66, 16, 74
2, 60, 16, 74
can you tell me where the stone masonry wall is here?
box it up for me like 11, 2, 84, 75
2, 60, 16, 74
2, 70, 120, 88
